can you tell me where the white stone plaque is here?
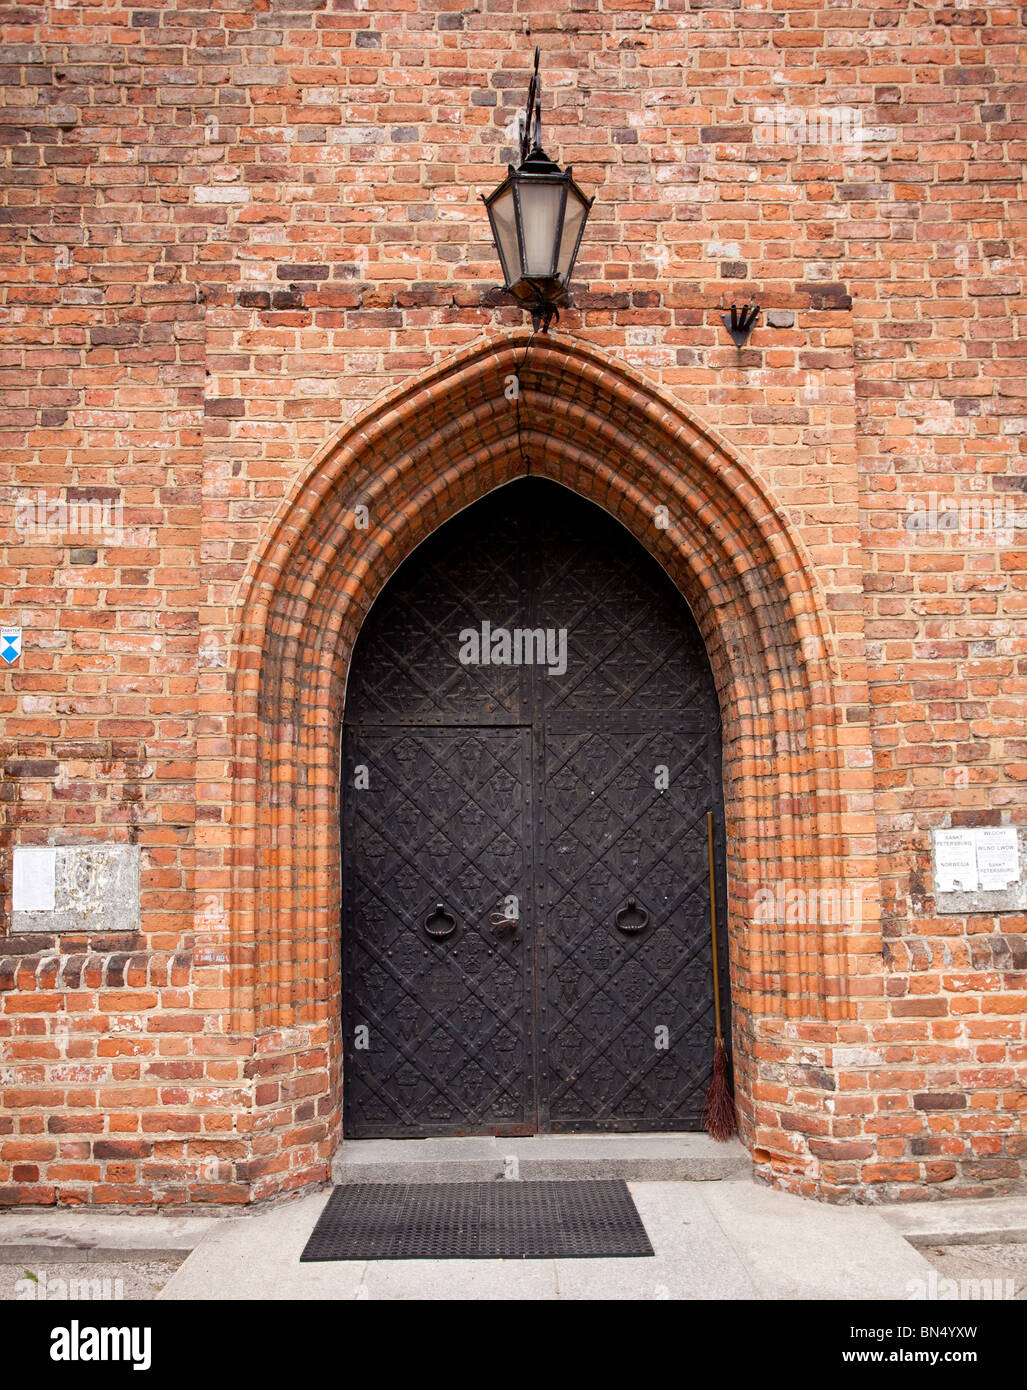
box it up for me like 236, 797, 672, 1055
12, 847, 57, 911
11, 844, 141, 932
934, 829, 978, 893
976, 827, 1020, 892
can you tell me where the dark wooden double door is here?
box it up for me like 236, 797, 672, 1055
342, 479, 729, 1136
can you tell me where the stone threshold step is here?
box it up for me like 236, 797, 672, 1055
331, 1133, 749, 1184
880, 1195, 1027, 1248
0, 1213, 215, 1264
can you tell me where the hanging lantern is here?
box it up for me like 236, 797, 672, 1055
483, 48, 594, 333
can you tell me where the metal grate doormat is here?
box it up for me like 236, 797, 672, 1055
300, 1180, 654, 1261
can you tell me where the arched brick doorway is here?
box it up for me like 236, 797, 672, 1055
228, 332, 871, 1201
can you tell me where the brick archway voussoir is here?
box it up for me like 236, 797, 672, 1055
232, 332, 857, 1052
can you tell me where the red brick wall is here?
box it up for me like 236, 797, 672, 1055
0, 0, 1023, 1206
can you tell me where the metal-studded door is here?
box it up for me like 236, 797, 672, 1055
341, 479, 729, 1137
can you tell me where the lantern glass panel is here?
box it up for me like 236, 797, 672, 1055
488, 183, 519, 287
556, 186, 588, 281
516, 178, 565, 278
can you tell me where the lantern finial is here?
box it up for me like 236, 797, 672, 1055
521, 46, 543, 163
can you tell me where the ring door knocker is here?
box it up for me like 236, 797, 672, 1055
423, 902, 456, 940
614, 898, 649, 936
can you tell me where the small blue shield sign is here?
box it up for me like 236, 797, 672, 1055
1, 628, 22, 664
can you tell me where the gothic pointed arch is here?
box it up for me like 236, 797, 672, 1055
225, 330, 869, 1168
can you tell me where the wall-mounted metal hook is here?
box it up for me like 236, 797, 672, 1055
722, 302, 760, 347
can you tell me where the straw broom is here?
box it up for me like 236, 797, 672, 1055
703, 810, 736, 1141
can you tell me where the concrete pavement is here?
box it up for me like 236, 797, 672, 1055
8, 1148, 1027, 1301
156, 1178, 937, 1301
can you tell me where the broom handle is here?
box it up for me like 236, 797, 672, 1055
707, 810, 723, 1044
